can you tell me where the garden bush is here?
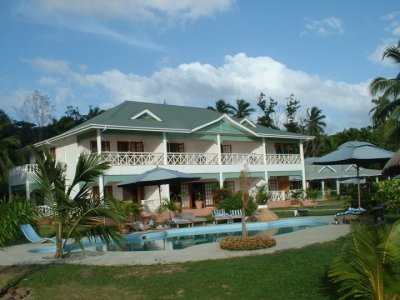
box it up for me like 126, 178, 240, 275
219, 236, 277, 251
372, 179, 400, 213
218, 192, 256, 216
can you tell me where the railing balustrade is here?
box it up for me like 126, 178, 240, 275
101, 152, 163, 166
221, 153, 264, 165
8, 164, 37, 177
265, 154, 301, 164
9, 153, 302, 177
167, 153, 219, 165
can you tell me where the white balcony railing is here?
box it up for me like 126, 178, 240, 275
8, 164, 37, 177
101, 152, 163, 166
9, 153, 302, 180
221, 153, 264, 165
265, 154, 301, 164
167, 153, 219, 165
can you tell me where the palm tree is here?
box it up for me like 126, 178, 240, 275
329, 221, 400, 299
370, 40, 400, 137
369, 96, 391, 127
207, 99, 235, 115
31, 147, 124, 258
304, 106, 327, 157
232, 99, 255, 118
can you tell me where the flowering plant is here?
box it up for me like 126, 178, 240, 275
219, 236, 277, 251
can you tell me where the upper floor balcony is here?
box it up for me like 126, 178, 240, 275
9, 152, 302, 186
100, 151, 301, 166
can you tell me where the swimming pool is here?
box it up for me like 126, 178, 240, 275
28, 217, 328, 253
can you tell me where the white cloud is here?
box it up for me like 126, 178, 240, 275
15, 53, 371, 132
383, 11, 400, 36
301, 17, 344, 37
14, 1, 234, 50
16, 0, 234, 23
368, 38, 397, 66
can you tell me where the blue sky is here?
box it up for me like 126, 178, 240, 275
1, 0, 399, 133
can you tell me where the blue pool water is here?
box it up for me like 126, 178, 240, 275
28, 217, 328, 253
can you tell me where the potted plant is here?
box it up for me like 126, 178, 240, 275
195, 193, 204, 209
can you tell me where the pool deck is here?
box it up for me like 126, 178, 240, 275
0, 216, 350, 266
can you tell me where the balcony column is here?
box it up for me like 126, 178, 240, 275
217, 134, 223, 188
321, 180, 325, 197
96, 129, 104, 199
299, 141, 306, 192
163, 132, 168, 165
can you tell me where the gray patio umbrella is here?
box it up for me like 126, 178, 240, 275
313, 141, 394, 208
383, 148, 400, 176
117, 167, 201, 205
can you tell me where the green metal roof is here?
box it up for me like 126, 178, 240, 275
43, 101, 311, 144
305, 157, 382, 180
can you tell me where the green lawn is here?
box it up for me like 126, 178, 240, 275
1, 238, 345, 299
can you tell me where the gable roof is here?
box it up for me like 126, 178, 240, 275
39, 100, 312, 144
305, 157, 382, 180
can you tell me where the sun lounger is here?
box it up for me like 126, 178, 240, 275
229, 209, 243, 221
125, 221, 149, 232
169, 217, 194, 228
20, 224, 56, 243
334, 207, 366, 224
212, 209, 232, 224
178, 211, 207, 226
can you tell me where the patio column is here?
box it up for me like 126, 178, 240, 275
96, 129, 104, 199
163, 132, 168, 165
25, 181, 30, 200
299, 141, 306, 192
336, 179, 340, 195
321, 180, 325, 198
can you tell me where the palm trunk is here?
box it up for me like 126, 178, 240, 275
55, 222, 63, 259
241, 207, 247, 237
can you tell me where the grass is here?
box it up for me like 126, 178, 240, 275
0, 238, 345, 299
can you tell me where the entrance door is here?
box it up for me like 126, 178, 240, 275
122, 186, 144, 203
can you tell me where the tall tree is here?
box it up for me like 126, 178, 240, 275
31, 146, 124, 258
257, 92, 279, 129
232, 99, 255, 118
207, 99, 235, 115
283, 94, 301, 133
369, 96, 391, 128
304, 106, 327, 157
0, 110, 20, 197
370, 40, 400, 138
16, 90, 54, 142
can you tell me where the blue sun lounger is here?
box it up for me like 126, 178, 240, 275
20, 224, 56, 243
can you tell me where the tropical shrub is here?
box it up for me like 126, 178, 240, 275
372, 179, 400, 214
114, 200, 143, 221
219, 236, 277, 251
218, 192, 256, 216
306, 189, 320, 201
255, 185, 271, 205
329, 221, 400, 299
0, 196, 40, 247
211, 184, 233, 205
290, 189, 304, 200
